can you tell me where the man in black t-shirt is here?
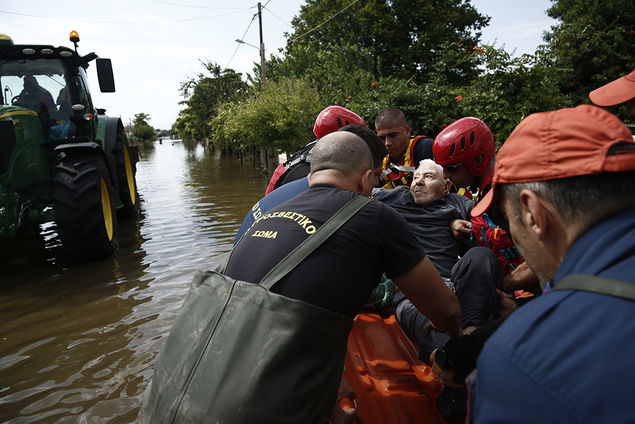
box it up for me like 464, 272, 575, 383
226, 132, 462, 324
224, 131, 462, 421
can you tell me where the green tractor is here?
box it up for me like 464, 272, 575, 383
0, 31, 139, 259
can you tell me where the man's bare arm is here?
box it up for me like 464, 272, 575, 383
501, 261, 540, 292
393, 257, 462, 338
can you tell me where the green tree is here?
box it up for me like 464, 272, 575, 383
131, 112, 155, 142
267, 44, 376, 106
543, 0, 634, 109
287, 0, 489, 82
457, 46, 572, 145
349, 74, 465, 137
133, 112, 151, 127
210, 77, 323, 156
174, 61, 249, 140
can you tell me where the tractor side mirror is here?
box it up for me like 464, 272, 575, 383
96, 58, 115, 92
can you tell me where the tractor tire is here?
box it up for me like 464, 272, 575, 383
52, 153, 119, 259
114, 130, 139, 219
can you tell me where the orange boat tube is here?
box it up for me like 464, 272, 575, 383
342, 312, 446, 423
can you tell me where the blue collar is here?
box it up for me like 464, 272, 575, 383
552, 208, 635, 287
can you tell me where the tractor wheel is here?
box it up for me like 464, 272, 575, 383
52, 153, 119, 259
114, 130, 139, 219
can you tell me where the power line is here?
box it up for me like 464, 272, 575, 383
262, 5, 293, 28
287, 0, 359, 43
225, 13, 259, 70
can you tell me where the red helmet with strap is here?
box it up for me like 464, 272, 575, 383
313, 106, 366, 139
433, 117, 495, 177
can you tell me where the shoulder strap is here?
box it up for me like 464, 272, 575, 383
553, 274, 635, 301
259, 195, 371, 290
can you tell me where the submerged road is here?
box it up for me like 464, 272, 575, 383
0, 140, 268, 423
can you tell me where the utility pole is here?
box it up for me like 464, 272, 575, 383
258, 2, 266, 87
257, 2, 268, 170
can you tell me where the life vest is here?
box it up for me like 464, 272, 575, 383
265, 164, 286, 195
265, 141, 316, 195
469, 171, 523, 275
470, 212, 523, 276
379, 136, 426, 189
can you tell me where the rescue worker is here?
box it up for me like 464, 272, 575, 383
223, 131, 462, 422
375, 107, 434, 189
264, 105, 366, 194
235, 124, 386, 243
470, 104, 635, 422
433, 117, 539, 294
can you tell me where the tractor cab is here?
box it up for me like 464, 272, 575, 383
0, 32, 138, 260
0, 32, 114, 140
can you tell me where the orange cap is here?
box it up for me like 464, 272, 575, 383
589, 68, 635, 107
472, 105, 635, 217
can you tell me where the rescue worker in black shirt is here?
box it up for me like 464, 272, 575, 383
224, 131, 462, 423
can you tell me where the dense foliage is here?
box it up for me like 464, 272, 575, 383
130, 112, 155, 142
173, 61, 249, 141
288, 0, 489, 83
171, 0, 634, 167
543, 0, 634, 117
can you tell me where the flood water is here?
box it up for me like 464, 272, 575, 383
0, 140, 269, 423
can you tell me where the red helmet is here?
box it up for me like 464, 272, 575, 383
313, 106, 366, 139
433, 117, 495, 177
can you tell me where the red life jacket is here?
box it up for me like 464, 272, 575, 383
379, 136, 427, 189
265, 163, 286, 195
265, 142, 316, 195
470, 172, 523, 275
470, 212, 524, 276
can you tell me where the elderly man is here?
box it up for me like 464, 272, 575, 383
375, 107, 434, 189
433, 117, 539, 296
469, 105, 635, 422
373, 160, 501, 359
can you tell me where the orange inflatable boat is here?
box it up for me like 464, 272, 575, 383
342, 312, 446, 423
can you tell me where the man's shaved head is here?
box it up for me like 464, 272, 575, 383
310, 131, 373, 175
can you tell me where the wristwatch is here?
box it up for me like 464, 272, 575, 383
435, 347, 453, 370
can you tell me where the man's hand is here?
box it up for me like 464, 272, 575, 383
330, 405, 361, 424
501, 261, 540, 292
450, 219, 471, 240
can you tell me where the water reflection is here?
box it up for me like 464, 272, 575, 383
0, 140, 269, 422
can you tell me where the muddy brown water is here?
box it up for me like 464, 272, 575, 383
0, 141, 269, 423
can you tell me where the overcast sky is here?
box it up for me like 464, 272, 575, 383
0, 0, 556, 130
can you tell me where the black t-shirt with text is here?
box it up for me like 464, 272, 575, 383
224, 184, 425, 317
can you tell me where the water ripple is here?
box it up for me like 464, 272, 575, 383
0, 142, 268, 422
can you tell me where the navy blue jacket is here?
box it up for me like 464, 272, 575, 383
473, 208, 635, 423
235, 177, 309, 244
